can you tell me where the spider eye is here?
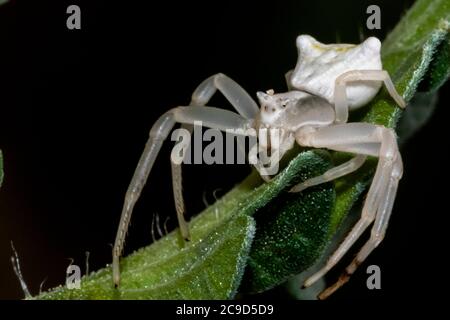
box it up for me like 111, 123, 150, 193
264, 105, 269, 111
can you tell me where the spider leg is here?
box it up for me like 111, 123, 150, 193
296, 123, 402, 298
190, 73, 259, 118
113, 106, 252, 286
170, 74, 259, 241
248, 144, 281, 182
334, 70, 406, 124
248, 129, 295, 181
290, 154, 367, 193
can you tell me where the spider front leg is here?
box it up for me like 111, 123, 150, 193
334, 70, 406, 124
113, 106, 252, 286
248, 129, 295, 182
248, 144, 285, 182
171, 73, 259, 241
296, 123, 403, 299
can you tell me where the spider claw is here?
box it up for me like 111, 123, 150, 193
303, 269, 326, 288
318, 272, 351, 300
398, 97, 407, 109
180, 226, 191, 242
290, 183, 307, 193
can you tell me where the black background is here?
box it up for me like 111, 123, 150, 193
0, 0, 449, 301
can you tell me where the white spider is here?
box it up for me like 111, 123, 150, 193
112, 35, 406, 298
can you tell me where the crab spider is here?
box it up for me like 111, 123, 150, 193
112, 35, 406, 299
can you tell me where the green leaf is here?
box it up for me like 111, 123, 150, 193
397, 91, 438, 145
420, 35, 450, 92
37, 213, 255, 299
